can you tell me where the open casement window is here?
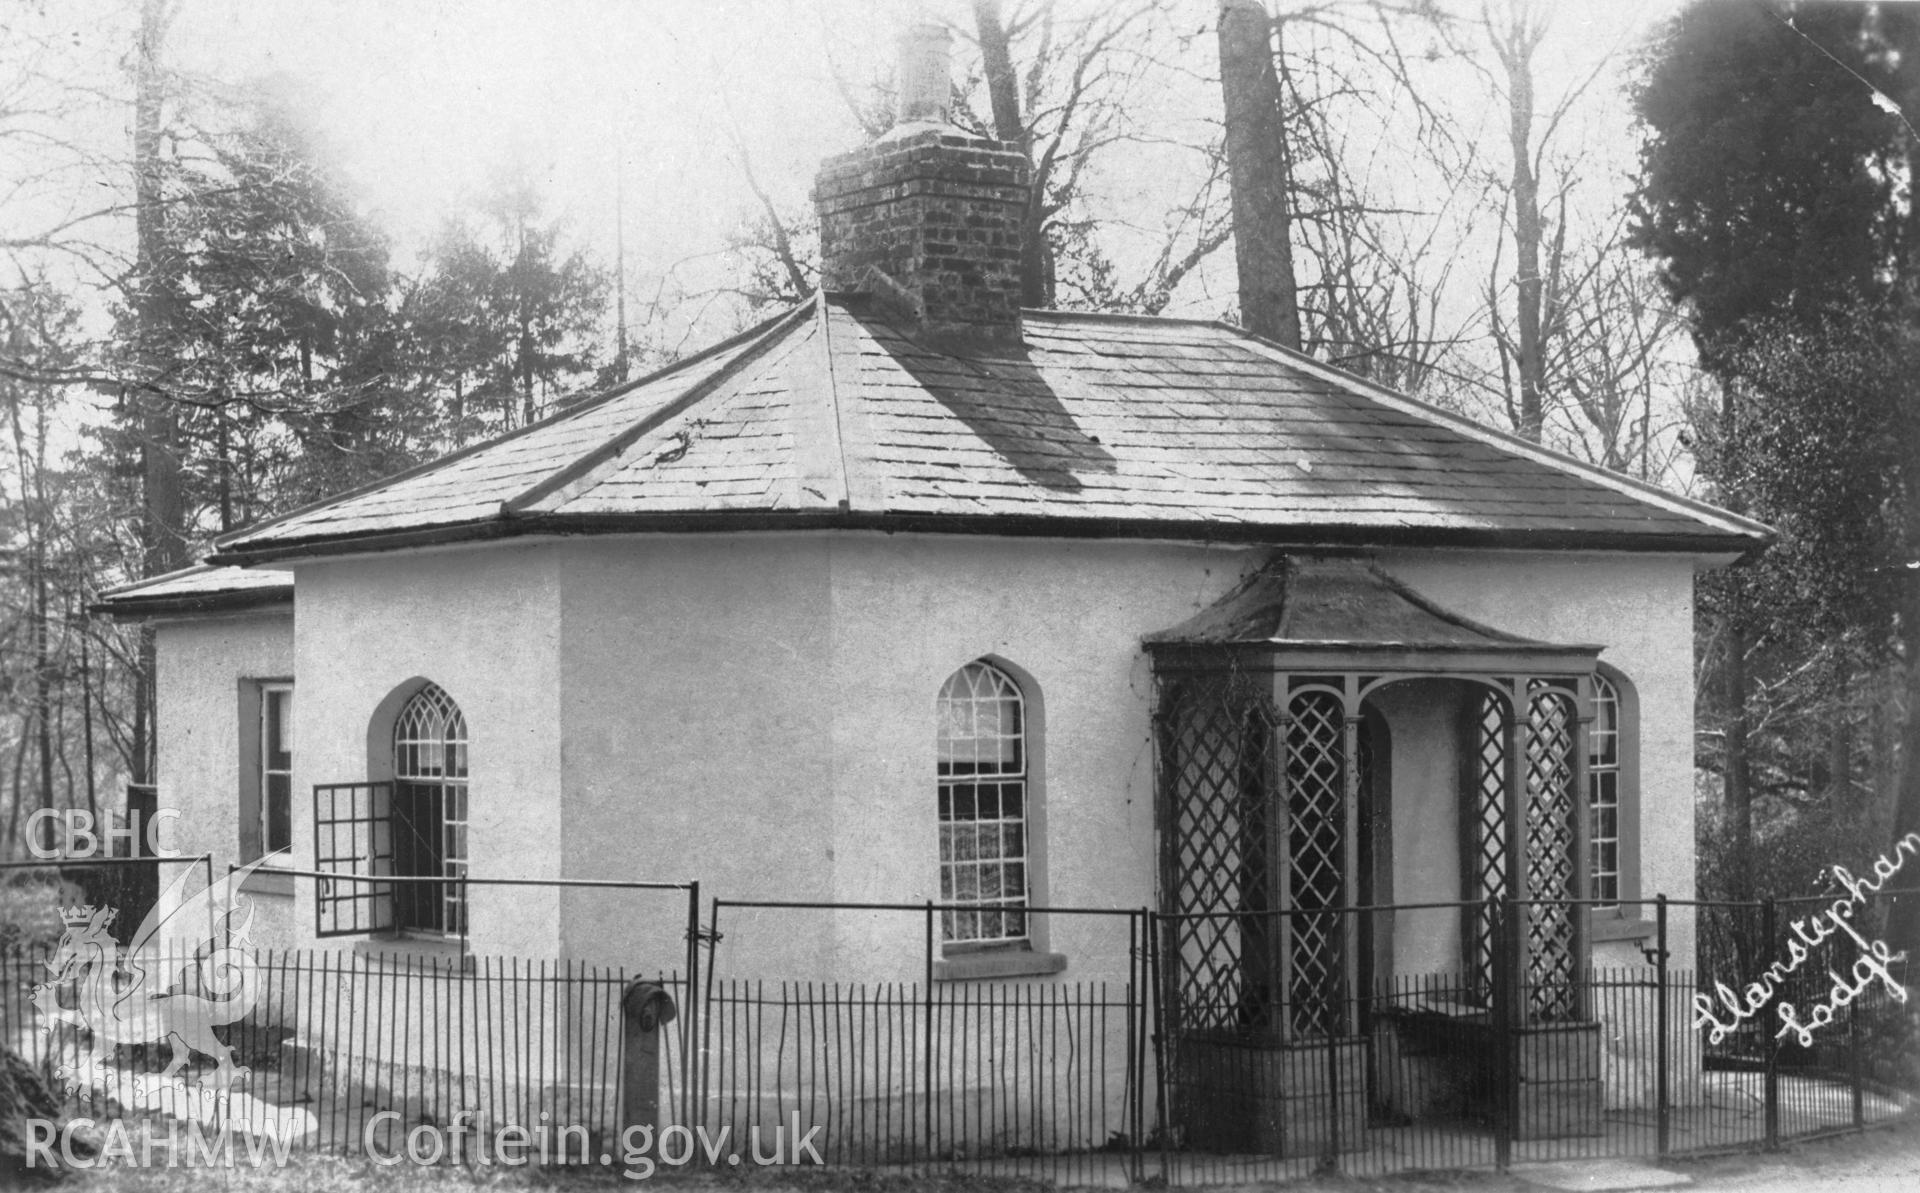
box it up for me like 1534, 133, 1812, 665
937, 661, 1029, 949
311, 682, 469, 939
314, 781, 394, 936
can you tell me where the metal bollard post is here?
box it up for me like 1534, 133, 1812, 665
621, 980, 679, 1138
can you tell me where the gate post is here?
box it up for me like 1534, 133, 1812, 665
1761, 898, 1779, 1150
621, 980, 678, 1139
1491, 896, 1514, 1170
1656, 895, 1671, 1156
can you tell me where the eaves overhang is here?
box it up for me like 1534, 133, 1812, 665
92, 564, 294, 623
205, 507, 1770, 569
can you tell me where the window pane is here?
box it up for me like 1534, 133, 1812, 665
976, 784, 1000, 820
265, 690, 292, 768
266, 775, 292, 853
975, 823, 1001, 860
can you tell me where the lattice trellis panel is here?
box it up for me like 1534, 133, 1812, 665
1469, 691, 1509, 1002
1285, 689, 1345, 1039
1524, 683, 1579, 1022
1160, 681, 1278, 1033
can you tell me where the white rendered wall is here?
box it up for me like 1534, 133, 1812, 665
152, 609, 297, 944
287, 543, 565, 959
554, 532, 1261, 982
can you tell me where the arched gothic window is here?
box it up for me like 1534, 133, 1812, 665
392, 682, 469, 935
1588, 672, 1629, 907
937, 661, 1028, 948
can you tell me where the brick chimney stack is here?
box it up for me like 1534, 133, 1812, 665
813, 23, 1031, 344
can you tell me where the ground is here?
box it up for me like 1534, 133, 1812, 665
56, 1116, 1920, 1193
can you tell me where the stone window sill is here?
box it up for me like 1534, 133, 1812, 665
354, 934, 474, 972
933, 950, 1067, 982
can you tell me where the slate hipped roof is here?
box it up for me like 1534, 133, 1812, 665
93, 563, 293, 619
207, 292, 1769, 566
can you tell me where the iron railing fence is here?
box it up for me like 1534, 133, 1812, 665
1691, 886, 1920, 1155
5, 940, 691, 1166
3, 891, 1916, 1182
696, 900, 1156, 1185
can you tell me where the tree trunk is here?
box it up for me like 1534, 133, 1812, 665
1884, 0, 1920, 955
135, 0, 184, 579
80, 630, 98, 824
1216, 0, 1301, 349
1492, 4, 1547, 442
973, 0, 1053, 308
1884, 500, 1920, 960
131, 0, 182, 791
1723, 609, 1754, 903
32, 503, 53, 854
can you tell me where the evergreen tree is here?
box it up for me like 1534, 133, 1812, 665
1630, 1, 1920, 918
400, 167, 609, 445
102, 74, 413, 535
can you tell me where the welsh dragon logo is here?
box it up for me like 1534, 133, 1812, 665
31, 857, 275, 1096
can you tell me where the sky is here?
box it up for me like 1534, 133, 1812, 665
7, 0, 1690, 360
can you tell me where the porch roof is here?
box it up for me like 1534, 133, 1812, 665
92, 563, 294, 620
1143, 556, 1602, 672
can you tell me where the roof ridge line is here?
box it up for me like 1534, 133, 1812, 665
214, 302, 811, 553
815, 293, 853, 510
1020, 307, 1223, 327
1218, 323, 1774, 545
503, 299, 816, 516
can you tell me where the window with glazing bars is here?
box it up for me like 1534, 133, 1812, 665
260, 683, 293, 857
937, 661, 1028, 947
1588, 674, 1621, 906
392, 682, 469, 936
313, 780, 393, 937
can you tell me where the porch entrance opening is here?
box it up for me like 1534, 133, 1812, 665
1147, 555, 1606, 1157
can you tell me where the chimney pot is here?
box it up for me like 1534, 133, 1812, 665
896, 24, 952, 126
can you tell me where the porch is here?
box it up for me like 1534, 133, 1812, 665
1147, 555, 1614, 1154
